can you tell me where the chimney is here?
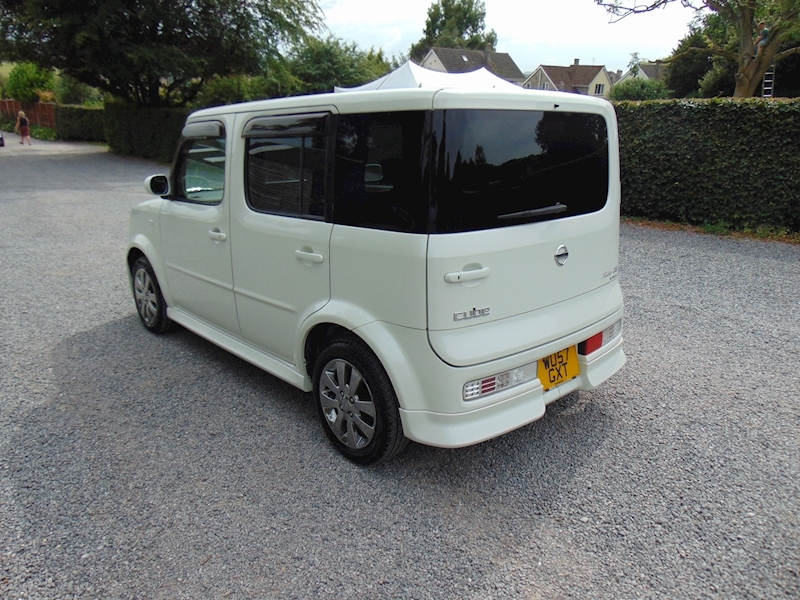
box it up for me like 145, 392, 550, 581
573, 59, 580, 66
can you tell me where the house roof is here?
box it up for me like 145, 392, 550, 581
538, 64, 605, 92
639, 62, 669, 80
426, 47, 525, 81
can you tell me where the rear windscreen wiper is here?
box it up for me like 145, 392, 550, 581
497, 203, 568, 220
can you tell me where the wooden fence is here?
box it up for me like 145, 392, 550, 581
0, 99, 56, 128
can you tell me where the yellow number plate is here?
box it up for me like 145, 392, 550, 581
538, 346, 580, 391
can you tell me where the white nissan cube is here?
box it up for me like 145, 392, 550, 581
128, 84, 625, 464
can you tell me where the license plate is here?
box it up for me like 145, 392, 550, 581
538, 346, 579, 391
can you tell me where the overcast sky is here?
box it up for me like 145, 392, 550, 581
320, 0, 701, 75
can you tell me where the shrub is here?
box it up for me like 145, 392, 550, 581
4, 62, 53, 103
55, 74, 102, 106
609, 78, 671, 101
55, 105, 105, 141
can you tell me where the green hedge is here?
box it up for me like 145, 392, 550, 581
55, 105, 104, 141
103, 101, 190, 163
614, 98, 800, 232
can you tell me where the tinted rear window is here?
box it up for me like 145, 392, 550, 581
431, 109, 609, 233
333, 112, 428, 233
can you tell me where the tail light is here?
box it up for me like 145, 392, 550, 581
579, 319, 622, 356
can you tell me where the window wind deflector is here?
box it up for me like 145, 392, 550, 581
182, 121, 224, 139
243, 113, 329, 138
497, 203, 568, 220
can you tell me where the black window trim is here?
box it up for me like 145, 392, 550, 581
243, 112, 330, 139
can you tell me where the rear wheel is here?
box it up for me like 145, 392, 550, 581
131, 257, 170, 334
313, 338, 407, 464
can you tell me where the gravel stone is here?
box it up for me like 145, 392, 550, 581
0, 138, 798, 599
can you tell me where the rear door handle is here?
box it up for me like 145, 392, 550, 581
444, 267, 490, 283
295, 250, 324, 264
208, 229, 227, 242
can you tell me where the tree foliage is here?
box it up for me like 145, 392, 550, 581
54, 74, 103, 106
664, 28, 713, 96
609, 77, 672, 100
595, 0, 800, 97
191, 37, 395, 108
3, 61, 52, 103
0, 0, 323, 107
409, 0, 498, 61
288, 36, 394, 95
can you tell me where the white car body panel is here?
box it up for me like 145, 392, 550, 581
128, 86, 626, 449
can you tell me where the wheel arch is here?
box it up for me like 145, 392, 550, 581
301, 316, 430, 414
126, 238, 172, 305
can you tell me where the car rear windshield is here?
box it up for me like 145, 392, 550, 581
430, 109, 609, 233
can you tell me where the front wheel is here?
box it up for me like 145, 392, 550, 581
131, 256, 170, 334
313, 338, 407, 465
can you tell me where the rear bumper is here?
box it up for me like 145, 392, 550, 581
398, 335, 626, 448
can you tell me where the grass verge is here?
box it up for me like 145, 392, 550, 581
622, 217, 800, 245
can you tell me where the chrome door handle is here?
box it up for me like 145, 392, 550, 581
295, 250, 324, 264
208, 229, 227, 242
444, 267, 490, 283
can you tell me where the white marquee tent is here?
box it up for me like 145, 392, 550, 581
334, 61, 523, 93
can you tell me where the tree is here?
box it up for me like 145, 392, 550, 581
54, 74, 103, 106
698, 56, 739, 95
628, 51, 642, 76
609, 77, 672, 100
288, 36, 394, 95
664, 28, 713, 96
3, 62, 53, 103
0, 0, 322, 107
409, 0, 498, 62
191, 37, 395, 108
594, 1, 800, 98
773, 41, 800, 95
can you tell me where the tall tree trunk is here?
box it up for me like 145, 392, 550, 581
732, 5, 780, 98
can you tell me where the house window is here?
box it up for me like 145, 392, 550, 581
541, 82, 550, 90
594, 84, 605, 95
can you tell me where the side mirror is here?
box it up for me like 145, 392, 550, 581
144, 174, 170, 196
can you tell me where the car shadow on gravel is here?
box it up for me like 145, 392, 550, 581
5, 314, 615, 597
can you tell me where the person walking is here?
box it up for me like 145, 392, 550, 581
15, 111, 32, 145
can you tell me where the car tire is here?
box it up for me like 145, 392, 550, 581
313, 337, 408, 465
131, 256, 171, 334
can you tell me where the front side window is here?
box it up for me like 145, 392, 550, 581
431, 109, 609, 233
174, 137, 226, 204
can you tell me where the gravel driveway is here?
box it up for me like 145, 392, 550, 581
1, 138, 798, 599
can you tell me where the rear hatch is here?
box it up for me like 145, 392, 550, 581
426, 90, 620, 367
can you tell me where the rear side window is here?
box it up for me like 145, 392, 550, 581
431, 109, 609, 233
244, 113, 328, 218
173, 137, 226, 205
333, 112, 428, 233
